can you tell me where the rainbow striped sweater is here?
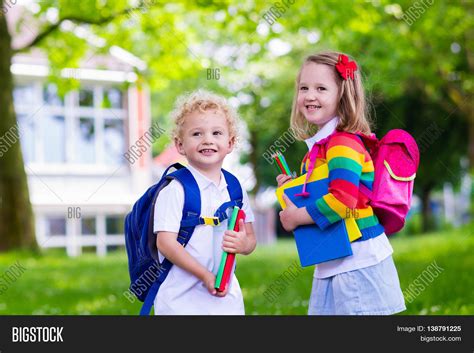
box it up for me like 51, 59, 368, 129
302, 132, 384, 241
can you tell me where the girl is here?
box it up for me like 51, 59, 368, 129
277, 51, 406, 315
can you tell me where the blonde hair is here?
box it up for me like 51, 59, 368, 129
290, 51, 372, 140
171, 89, 239, 142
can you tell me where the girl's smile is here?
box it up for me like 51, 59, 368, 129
305, 104, 322, 113
297, 62, 340, 129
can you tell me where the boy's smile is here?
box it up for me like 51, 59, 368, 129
199, 147, 217, 156
175, 109, 234, 180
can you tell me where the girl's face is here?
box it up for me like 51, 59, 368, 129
297, 62, 340, 129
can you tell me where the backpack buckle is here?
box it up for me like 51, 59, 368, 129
202, 217, 220, 226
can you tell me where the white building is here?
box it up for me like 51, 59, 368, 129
8, 5, 275, 256
8, 6, 154, 256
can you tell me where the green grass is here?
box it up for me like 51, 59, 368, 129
0, 227, 473, 315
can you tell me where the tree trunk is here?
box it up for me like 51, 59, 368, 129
0, 8, 37, 251
420, 185, 434, 233
249, 130, 260, 194
469, 119, 474, 169
465, 25, 474, 169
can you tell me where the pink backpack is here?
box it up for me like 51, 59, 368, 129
358, 129, 420, 235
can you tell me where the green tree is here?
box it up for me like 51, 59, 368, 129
1, 1, 145, 250
1, 0, 472, 249
0, 10, 35, 250
226, 0, 473, 231
376, 85, 467, 232
0, 0, 227, 250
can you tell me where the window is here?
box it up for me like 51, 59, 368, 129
43, 115, 66, 163
106, 245, 124, 253
104, 118, 124, 165
45, 217, 66, 236
13, 84, 35, 105
79, 88, 94, 107
15, 82, 127, 166
76, 117, 95, 163
103, 88, 122, 109
17, 114, 35, 163
81, 217, 96, 235
43, 84, 64, 106
106, 215, 124, 235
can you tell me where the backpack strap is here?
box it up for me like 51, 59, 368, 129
173, 167, 202, 234
210, 169, 244, 221
356, 132, 379, 155
179, 168, 244, 227
144, 163, 186, 258
160, 162, 186, 178
222, 168, 243, 208
140, 167, 201, 315
354, 132, 379, 200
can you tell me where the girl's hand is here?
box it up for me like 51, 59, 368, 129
222, 219, 251, 254
276, 174, 293, 187
279, 194, 300, 232
279, 194, 314, 232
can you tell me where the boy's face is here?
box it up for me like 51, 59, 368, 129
175, 109, 234, 171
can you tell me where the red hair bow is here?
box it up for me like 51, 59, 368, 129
335, 54, 357, 80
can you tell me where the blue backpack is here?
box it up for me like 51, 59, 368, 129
124, 163, 243, 315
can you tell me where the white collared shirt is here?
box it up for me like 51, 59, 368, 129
305, 116, 340, 150
304, 117, 393, 278
153, 164, 254, 314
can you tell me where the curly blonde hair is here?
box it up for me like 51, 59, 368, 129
290, 51, 373, 140
171, 89, 240, 142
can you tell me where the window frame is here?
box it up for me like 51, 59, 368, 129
14, 80, 127, 172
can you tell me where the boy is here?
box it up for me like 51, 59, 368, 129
153, 90, 256, 315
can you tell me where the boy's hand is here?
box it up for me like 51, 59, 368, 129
201, 271, 217, 296
201, 271, 228, 297
276, 174, 293, 187
215, 286, 229, 297
222, 219, 251, 254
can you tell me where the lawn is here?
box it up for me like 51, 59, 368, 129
0, 227, 473, 315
